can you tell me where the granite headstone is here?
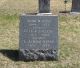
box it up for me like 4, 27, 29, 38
39, 0, 50, 13
19, 0, 58, 61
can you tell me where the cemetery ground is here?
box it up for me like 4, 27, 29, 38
0, 0, 80, 68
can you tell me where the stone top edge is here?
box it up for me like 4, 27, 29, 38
21, 13, 58, 16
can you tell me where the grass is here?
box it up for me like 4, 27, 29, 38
0, 14, 19, 49
0, 0, 80, 68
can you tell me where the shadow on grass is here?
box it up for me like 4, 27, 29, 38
59, 11, 70, 13
0, 49, 19, 61
0, 49, 58, 62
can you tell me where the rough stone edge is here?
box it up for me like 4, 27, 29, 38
19, 49, 58, 61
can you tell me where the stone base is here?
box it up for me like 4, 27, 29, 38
70, 12, 80, 15
19, 49, 58, 61
71, 9, 80, 12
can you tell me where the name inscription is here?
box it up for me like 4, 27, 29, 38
20, 16, 58, 50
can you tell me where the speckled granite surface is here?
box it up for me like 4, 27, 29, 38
19, 49, 58, 61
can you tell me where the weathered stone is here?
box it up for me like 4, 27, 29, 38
19, 14, 58, 61
72, 0, 80, 12
19, 49, 58, 61
39, 0, 50, 13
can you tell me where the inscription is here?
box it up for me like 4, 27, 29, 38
20, 16, 58, 50
23, 19, 54, 48
27, 19, 51, 23
24, 29, 53, 33
24, 40, 54, 43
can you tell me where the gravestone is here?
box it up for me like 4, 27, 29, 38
72, 0, 80, 12
19, 0, 58, 61
39, 0, 50, 13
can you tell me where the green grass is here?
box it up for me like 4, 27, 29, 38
0, 14, 19, 49
0, 0, 80, 68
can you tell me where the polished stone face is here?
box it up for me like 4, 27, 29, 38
72, 0, 80, 12
39, 0, 50, 13
20, 15, 58, 50
19, 14, 58, 61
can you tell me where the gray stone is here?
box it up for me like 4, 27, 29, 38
19, 14, 58, 61
19, 14, 58, 50
19, 0, 59, 61
19, 49, 58, 61
72, 0, 80, 12
39, 0, 50, 13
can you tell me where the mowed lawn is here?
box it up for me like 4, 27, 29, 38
0, 0, 80, 68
